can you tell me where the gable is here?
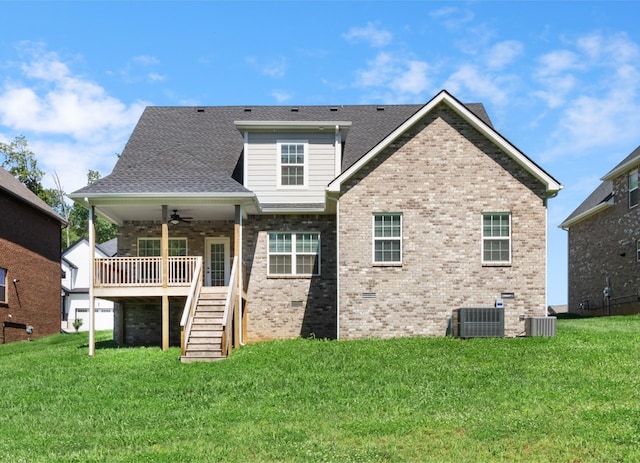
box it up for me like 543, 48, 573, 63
328, 90, 561, 197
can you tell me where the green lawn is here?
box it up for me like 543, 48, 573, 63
1, 316, 639, 462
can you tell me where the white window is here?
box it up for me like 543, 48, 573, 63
268, 232, 320, 276
373, 213, 402, 264
482, 213, 511, 264
629, 170, 638, 208
0, 267, 6, 304
278, 142, 307, 187
138, 238, 188, 257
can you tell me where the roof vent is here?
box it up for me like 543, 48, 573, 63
196, 108, 205, 113
291, 107, 299, 112
376, 106, 385, 111
330, 107, 338, 112
244, 107, 252, 112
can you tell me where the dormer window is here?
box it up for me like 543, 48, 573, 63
278, 141, 307, 188
629, 169, 638, 208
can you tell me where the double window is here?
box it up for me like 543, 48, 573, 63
373, 213, 402, 264
0, 267, 6, 304
482, 213, 511, 264
138, 238, 188, 257
268, 232, 320, 276
278, 142, 307, 187
629, 170, 638, 208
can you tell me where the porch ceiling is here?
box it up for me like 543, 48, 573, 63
93, 203, 248, 225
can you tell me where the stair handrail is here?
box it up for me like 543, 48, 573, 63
180, 256, 203, 357
220, 256, 238, 357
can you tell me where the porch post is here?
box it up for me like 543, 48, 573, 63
161, 205, 169, 351
88, 205, 96, 357
234, 205, 241, 348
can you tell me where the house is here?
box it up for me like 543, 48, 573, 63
561, 145, 640, 316
62, 238, 117, 332
68, 90, 562, 361
0, 166, 66, 343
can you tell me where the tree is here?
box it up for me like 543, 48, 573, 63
0, 135, 47, 200
67, 170, 117, 246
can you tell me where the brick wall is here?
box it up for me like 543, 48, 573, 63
119, 219, 236, 257
0, 194, 62, 343
243, 214, 337, 341
568, 173, 640, 314
337, 104, 549, 338
114, 299, 184, 346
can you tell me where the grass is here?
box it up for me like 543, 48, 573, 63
1, 316, 639, 462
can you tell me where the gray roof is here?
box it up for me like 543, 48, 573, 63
562, 180, 613, 226
72, 101, 492, 196
97, 238, 118, 257
0, 166, 66, 223
562, 144, 640, 227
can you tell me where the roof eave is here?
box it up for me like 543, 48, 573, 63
560, 198, 615, 230
602, 157, 640, 181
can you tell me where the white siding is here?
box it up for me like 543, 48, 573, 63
246, 131, 336, 206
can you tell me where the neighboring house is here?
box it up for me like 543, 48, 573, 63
0, 166, 66, 344
61, 238, 117, 332
69, 90, 562, 361
561, 145, 640, 316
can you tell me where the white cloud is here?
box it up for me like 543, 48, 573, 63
444, 64, 510, 106
429, 7, 474, 29
536, 32, 640, 160
343, 22, 393, 47
354, 52, 431, 103
271, 90, 293, 103
485, 40, 523, 70
0, 43, 146, 193
246, 56, 287, 78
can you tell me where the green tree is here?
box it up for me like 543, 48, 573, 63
0, 135, 47, 200
67, 170, 117, 246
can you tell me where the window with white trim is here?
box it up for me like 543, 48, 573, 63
482, 213, 511, 264
278, 142, 307, 187
138, 238, 188, 257
268, 232, 320, 276
629, 170, 638, 208
0, 267, 6, 304
373, 213, 402, 264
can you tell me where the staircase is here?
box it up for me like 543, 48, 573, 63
181, 287, 227, 363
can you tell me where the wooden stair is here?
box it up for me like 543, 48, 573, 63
181, 287, 227, 363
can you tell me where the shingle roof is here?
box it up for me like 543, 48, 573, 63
562, 144, 640, 228
561, 180, 613, 228
72, 102, 493, 196
0, 166, 66, 223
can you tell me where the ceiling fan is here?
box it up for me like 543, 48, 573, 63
169, 210, 193, 224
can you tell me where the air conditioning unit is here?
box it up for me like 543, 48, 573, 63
525, 317, 556, 337
452, 308, 504, 338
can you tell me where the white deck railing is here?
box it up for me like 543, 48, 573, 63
94, 256, 200, 287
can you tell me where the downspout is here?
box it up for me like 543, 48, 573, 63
238, 205, 244, 346
88, 203, 96, 357
327, 194, 340, 340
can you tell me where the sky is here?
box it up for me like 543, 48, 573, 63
1, 1, 640, 306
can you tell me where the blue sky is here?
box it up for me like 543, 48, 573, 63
2, 1, 640, 306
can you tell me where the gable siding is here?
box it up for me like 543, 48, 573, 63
337, 105, 548, 339
245, 131, 336, 206
567, 170, 640, 315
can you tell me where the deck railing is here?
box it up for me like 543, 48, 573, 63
94, 256, 200, 287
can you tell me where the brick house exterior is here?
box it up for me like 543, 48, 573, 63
70, 90, 561, 355
561, 145, 640, 316
0, 167, 65, 343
